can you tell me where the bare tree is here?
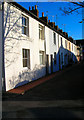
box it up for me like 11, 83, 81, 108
60, 2, 84, 15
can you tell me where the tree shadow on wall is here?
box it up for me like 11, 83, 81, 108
10, 65, 46, 89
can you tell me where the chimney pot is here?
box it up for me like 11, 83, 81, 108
32, 6, 34, 10
35, 5, 37, 10
49, 20, 50, 23
29, 6, 31, 11
42, 12, 44, 17
52, 22, 55, 28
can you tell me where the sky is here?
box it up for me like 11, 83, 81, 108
17, 2, 83, 40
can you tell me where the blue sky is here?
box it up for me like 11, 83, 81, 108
17, 2, 82, 40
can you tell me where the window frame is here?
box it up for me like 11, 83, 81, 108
61, 37, 62, 46
65, 40, 67, 49
58, 34, 59, 48
39, 24, 44, 40
39, 51, 45, 65
53, 32, 56, 45
22, 49, 30, 69
22, 15, 29, 36
72, 44, 73, 51
69, 42, 70, 50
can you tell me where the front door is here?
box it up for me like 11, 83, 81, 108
51, 54, 53, 73
46, 54, 49, 74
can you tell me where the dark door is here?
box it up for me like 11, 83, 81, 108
51, 54, 53, 73
46, 54, 49, 74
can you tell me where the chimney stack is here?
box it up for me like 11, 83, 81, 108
69, 36, 73, 42
29, 5, 39, 17
63, 32, 68, 39
66, 33, 68, 38
48, 21, 55, 28
55, 25, 58, 30
39, 12, 48, 24
63, 32, 66, 36
59, 29, 63, 33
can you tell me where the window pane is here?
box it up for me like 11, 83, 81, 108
22, 15, 29, 36
23, 59, 27, 67
39, 29, 41, 39
58, 34, 59, 48
22, 49, 30, 68
40, 55, 43, 64
39, 24, 44, 40
53, 33, 56, 45
23, 49, 25, 58
24, 27, 26, 35
22, 17, 24, 25
22, 26, 24, 34
61, 37, 62, 46
39, 51, 44, 65
22, 17, 26, 26
25, 49, 27, 58
22, 26, 26, 35
65, 40, 67, 48
28, 50, 30, 69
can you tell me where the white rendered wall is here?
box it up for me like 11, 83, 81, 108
45, 27, 59, 73
4, 2, 46, 91
4, 2, 78, 91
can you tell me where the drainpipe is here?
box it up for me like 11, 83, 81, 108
44, 27, 47, 74
0, 2, 2, 102
2, 2, 6, 91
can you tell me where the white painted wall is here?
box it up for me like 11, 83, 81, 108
45, 27, 59, 73
4, 2, 46, 91
73, 44, 77, 62
3, 2, 79, 91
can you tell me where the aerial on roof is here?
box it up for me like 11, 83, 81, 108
8, 2, 76, 44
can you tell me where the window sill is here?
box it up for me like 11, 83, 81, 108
21, 33, 29, 38
39, 39, 45, 40
22, 67, 30, 70
21, 34, 33, 42
40, 64, 46, 67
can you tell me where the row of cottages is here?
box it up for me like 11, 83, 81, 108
0, 2, 79, 91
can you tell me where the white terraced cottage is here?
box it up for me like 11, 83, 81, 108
0, 2, 79, 91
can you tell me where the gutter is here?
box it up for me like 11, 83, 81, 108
9, 2, 76, 45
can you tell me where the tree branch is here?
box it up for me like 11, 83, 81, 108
71, 2, 84, 7
60, 2, 83, 15
67, 6, 82, 14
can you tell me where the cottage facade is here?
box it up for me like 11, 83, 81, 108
0, 2, 79, 91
